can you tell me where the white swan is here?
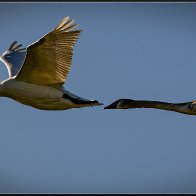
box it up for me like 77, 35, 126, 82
0, 16, 102, 110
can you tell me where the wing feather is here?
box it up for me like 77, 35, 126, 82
15, 17, 82, 85
0, 41, 26, 77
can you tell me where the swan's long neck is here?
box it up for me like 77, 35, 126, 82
124, 100, 196, 115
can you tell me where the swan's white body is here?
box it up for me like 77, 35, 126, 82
0, 17, 102, 110
0, 78, 75, 110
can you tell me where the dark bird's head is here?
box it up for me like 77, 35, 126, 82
104, 99, 134, 109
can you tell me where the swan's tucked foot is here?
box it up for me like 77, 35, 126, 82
63, 93, 103, 106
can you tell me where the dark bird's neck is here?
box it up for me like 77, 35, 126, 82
125, 99, 196, 116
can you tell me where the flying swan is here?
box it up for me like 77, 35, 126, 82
0, 17, 102, 110
104, 98, 196, 116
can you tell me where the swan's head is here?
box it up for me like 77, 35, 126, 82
104, 99, 134, 109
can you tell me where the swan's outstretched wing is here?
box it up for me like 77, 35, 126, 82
15, 16, 82, 85
0, 41, 26, 77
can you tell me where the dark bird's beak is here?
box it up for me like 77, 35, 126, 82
104, 102, 116, 109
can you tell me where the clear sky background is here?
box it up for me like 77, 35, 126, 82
0, 2, 196, 193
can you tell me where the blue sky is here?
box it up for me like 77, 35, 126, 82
0, 2, 196, 193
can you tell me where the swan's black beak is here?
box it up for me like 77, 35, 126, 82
104, 102, 117, 109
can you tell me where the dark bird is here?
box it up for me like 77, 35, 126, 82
104, 98, 196, 116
